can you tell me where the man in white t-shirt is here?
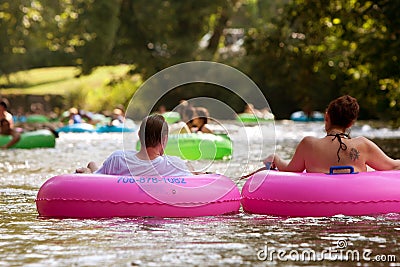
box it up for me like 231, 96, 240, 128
76, 114, 192, 176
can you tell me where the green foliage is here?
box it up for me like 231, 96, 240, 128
1, 0, 399, 123
63, 68, 142, 113
0, 65, 139, 113
112, 0, 225, 78
244, 0, 400, 121
0, 1, 30, 76
82, 76, 142, 112
71, 0, 121, 74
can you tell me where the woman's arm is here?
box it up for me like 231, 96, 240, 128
200, 126, 213, 134
264, 137, 309, 172
365, 138, 400, 170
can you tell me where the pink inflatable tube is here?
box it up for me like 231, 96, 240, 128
36, 174, 240, 218
241, 169, 400, 217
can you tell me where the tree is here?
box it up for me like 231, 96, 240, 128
71, 0, 121, 75
111, 0, 227, 79
244, 0, 400, 121
0, 1, 33, 78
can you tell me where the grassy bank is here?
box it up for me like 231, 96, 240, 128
0, 65, 142, 112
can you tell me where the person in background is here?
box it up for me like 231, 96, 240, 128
13, 106, 27, 124
68, 107, 82, 124
243, 103, 264, 118
243, 103, 274, 120
192, 107, 213, 133
109, 108, 125, 126
76, 114, 193, 176
30, 102, 45, 115
157, 105, 167, 114
0, 100, 21, 149
170, 100, 194, 134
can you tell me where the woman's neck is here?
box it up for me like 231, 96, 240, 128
326, 127, 347, 135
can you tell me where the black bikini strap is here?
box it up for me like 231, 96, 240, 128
327, 133, 350, 162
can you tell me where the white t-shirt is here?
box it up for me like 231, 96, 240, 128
95, 150, 192, 176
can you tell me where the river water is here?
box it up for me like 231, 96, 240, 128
1, 121, 399, 266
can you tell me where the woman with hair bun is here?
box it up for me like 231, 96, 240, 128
262, 95, 400, 173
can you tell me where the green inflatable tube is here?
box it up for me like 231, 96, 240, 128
236, 113, 273, 124
0, 129, 56, 149
137, 133, 232, 160
26, 115, 50, 123
162, 112, 181, 124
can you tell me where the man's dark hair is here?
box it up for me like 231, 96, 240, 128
139, 114, 168, 148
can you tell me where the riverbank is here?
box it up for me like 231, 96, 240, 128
0, 65, 141, 115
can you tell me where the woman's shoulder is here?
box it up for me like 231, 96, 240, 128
350, 135, 372, 145
303, 136, 319, 140
351, 136, 381, 151
352, 135, 369, 140
300, 135, 319, 144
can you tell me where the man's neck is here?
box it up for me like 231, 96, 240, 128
136, 146, 162, 160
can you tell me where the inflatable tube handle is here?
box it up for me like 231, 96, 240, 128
265, 162, 278, 171
329, 165, 356, 175
265, 162, 272, 170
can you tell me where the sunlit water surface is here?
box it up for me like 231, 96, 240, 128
1, 121, 399, 266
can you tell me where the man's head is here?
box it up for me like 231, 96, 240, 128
138, 114, 169, 148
